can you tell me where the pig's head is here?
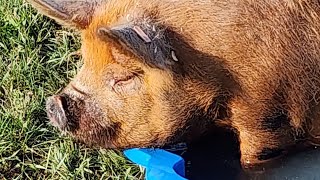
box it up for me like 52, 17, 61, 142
31, 0, 237, 149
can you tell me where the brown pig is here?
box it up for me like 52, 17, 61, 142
29, 0, 320, 166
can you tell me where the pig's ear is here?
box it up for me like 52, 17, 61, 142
27, 0, 100, 29
97, 22, 179, 69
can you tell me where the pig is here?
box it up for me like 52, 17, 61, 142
28, 0, 320, 167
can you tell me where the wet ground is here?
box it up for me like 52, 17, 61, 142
169, 129, 320, 180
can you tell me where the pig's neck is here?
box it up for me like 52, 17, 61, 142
165, 23, 240, 123
175, 53, 238, 124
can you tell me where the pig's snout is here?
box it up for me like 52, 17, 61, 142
46, 95, 69, 130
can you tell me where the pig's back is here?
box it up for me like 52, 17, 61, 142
95, 0, 320, 129
153, 0, 320, 129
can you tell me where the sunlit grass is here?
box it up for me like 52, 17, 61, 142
0, 0, 142, 179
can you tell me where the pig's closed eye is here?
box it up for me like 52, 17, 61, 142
114, 75, 135, 86
110, 74, 141, 94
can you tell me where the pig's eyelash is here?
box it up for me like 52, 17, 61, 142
114, 75, 135, 86
107, 68, 143, 90
109, 73, 138, 88
110, 74, 139, 94
117, 74, 135, 82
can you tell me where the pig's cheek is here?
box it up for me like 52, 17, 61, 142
96, 95, 125, 119
110, 100, 124, 112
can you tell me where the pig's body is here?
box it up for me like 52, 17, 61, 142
30, 0, 320, 166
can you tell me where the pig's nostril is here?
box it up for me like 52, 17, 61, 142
56, 95, 68, 111
46, 95, 68, 130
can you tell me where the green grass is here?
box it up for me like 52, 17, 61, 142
0, 0, 143, 179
